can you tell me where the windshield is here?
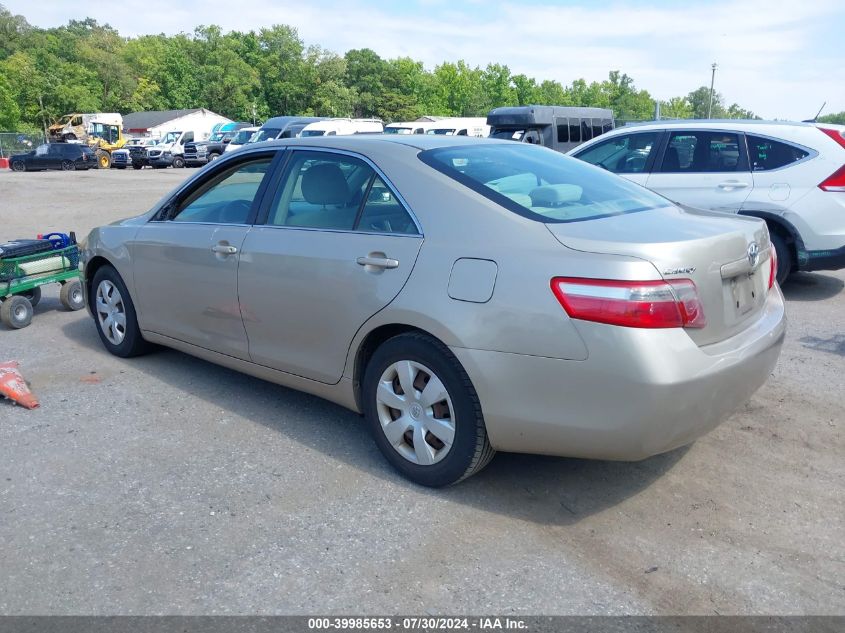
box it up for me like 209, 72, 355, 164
427, 128, 456, 135
491, 129, 525, 141
231, 130, 254, 144
161, 131, 181, 144
300, 130, 327, 137
385, 127, 413, 135
209, 132, 226, 142
252, 129, 281, 142
419, 143, 669, 224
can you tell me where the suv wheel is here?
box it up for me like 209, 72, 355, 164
770, 232, 792, 284
61, 159, 75, 171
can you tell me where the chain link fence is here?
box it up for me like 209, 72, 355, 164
0, 132, 46, 158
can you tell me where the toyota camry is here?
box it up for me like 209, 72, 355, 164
82, 135, 786, 486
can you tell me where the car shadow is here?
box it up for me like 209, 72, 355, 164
781, 272, 844, 301
61, 317, 689, 526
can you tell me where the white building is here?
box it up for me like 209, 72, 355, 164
122, 108, 232, 141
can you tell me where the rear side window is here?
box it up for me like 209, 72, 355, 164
268, 151, 419, 234
746, 135, 810, 171
419, 143, 669, 224
574, 132, 658, 174
660, 131, 744, 172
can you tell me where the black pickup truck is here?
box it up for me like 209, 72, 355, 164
184, 123, 251, 167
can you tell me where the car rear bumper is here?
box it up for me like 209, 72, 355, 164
801, 245, 845, 272
451, 287, 786, 460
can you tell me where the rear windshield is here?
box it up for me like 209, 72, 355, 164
419, 143, 669, 223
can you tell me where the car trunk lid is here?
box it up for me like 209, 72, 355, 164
546, 205, 772, 346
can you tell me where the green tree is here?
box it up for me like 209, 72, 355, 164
0, 72, 21, 129
818, 111, 845, 124
660, 96, 693, 119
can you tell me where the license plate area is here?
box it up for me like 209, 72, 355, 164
725, 270, 762, 321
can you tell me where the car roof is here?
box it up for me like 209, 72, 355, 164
257, 134, 513, 152
615, 119, 818, 131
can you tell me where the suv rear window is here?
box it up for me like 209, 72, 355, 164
746, 135, 810, 171
419, 143, 669, 223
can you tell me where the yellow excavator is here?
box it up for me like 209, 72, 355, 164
48, 113, 126, 169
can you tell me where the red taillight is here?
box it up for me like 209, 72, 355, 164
768, 246, 777, 290
819, 164, 845, 192
550, 277, 706, 329
819, 127, 845, 150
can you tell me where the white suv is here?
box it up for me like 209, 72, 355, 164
569, 120, 845, 283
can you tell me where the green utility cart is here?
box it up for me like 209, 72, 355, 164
0, 242, 84, 329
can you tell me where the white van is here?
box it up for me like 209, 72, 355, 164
224, 126, 259, 153
299, 118, 384, 137
426, 117, 490, 137
384, 121, 439, 135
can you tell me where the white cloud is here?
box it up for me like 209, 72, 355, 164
5, 0, 844, 119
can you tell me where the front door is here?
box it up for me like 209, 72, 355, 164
645, 130, 753, 213
131, 153, 276, 359
237, 149, 423, 383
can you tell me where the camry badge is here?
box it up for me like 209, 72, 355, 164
747, 242, 760, 268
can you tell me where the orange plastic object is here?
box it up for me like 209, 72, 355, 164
0, 361, 39, 409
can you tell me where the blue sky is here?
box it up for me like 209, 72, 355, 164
5, 0, 844, 120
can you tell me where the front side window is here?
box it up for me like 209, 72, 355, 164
35, 144, 49, 156
268, 151, 418, 234
170, 157, 273, 224
420, 144, 669, 223
746, 135, 810, 171
574, 132, 659, 174
660, 131, 743, 172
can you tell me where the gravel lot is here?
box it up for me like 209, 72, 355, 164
0, 168, 843, 615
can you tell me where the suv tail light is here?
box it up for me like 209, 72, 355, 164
550, 277, 706, 329
819, 164, 845, 192
768, 246, 777, 290
818, 127, 845, 150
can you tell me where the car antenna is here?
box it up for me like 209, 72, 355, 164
804, 101, 826, 123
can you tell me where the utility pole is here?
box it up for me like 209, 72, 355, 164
707, 63, 718, 119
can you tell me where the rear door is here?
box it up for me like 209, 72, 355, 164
237, 149, 423, 383
645, 130, 753, 212
132, 151, 279, 359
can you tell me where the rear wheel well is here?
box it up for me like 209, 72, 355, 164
739, 211, 800, 269
353, 324, 443, 411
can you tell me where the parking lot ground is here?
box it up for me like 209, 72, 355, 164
0, 169, 843, 614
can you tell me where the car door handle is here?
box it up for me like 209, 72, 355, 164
212, 243, 238, 255
357, 256, 399, 269
717, 181, 749, 190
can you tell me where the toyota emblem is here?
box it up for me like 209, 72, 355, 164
747, 242, 760, 268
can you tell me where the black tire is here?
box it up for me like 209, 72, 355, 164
1, 295, 33, 329
770, 231, 791, 285
59, 279, 85, 311
11, 161, 25, 172
17, 286, 41, 308
362, 332, 494, 487
207, 152, 220, 162
96, 150, 111, 169
90, 265, 151, 357
61, 159, 75, 171
132, 163, 143, 170
172, 156, 185, 168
